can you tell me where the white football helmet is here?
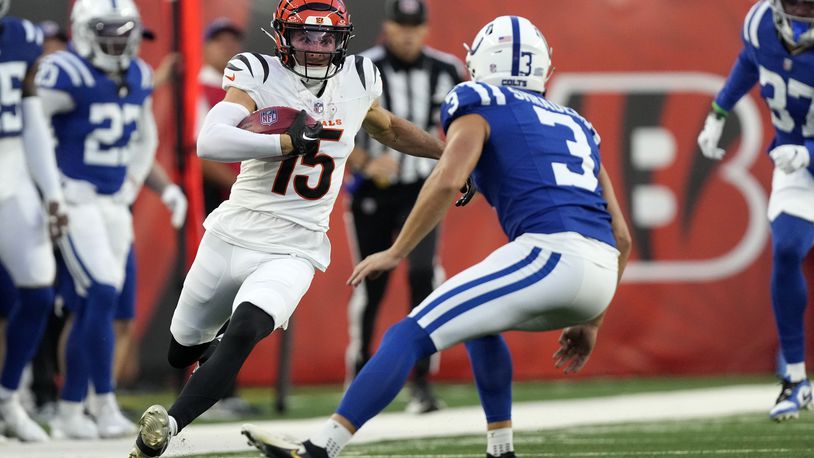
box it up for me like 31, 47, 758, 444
0, 0, 10, 19
771, 0, 814, 49
71, 0, 142, 73
465, 16, 552, 94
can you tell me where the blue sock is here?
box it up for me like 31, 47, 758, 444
466, 335, 512, 423
61, 283, 118, 401
770, 213, 814, 365
62, 297, 89, 402
85, 283, 118, 395
336, 318, 436, 428
0, 262, 17, 317
1, 287, 53, 390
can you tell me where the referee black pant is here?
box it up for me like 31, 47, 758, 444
346, 179, 440, 384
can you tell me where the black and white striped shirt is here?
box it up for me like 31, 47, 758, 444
356, 45, 466, 184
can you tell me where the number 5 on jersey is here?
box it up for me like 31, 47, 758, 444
272, 128, 343, 199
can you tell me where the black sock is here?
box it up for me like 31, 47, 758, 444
168, 303, 275, 431
167, 337, 212, 369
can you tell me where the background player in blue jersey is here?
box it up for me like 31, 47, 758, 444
697, 0, 814, 422
243, 15, 631, 458
0, 0, 68, 443
35, 0, 157, 439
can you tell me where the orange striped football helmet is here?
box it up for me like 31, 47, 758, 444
272, 0, 354, 80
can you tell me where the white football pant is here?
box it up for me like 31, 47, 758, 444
170, 231, 315, 346
0, 174, 55, 287
410, 232, 619, 351
768, 167, 814, 223
58, 190, 132, 295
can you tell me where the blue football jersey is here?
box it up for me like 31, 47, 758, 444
440, 82, 615, 247
716, 1, 814, 156
0, 17, 42, 138
36, 48, 153, 195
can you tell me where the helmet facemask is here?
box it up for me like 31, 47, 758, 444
0, 0, 10, 19
772, 0, 814, 50
71, 0, 142, 74
271, 1, 353, 81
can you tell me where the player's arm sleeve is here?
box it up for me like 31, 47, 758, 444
197, 53, 285, 161
21, 95, 63, 203
196, 101, 285, 161
126, 97, 159, 189
714, 47, 759, 113
21, 41, 64, 204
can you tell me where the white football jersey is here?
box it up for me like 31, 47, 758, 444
203, 52, 382, 270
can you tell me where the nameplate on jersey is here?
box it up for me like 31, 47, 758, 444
321, 119, 343, 127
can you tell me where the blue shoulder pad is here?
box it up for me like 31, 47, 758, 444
129, 57, 155, 94
440, 81, 508, 133
3, 17, 43, 66
740, 0, 773, 50
36, 51, 96, 94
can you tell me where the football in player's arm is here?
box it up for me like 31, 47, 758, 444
198, 86, 445, 163
128, 1, 464, 457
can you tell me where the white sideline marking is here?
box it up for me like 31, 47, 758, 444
0, 384, 781, 457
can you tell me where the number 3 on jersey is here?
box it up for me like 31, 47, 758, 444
533, 106, 598, 191
272, 128, 343, 199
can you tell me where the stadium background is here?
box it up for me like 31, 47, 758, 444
8, 0, 812, 388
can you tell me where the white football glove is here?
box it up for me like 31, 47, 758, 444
697, 112, 727, 160
769, 144, 810, 174
161, 183, 188, 229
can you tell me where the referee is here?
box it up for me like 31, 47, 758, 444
345, 0, 466, 414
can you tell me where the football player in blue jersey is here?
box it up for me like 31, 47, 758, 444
697, 0, 814, 422
0, 0, 69, 443
242, 15, 631, 458
34, 0, 157, 439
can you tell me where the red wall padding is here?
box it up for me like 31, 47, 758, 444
132, 1, 814, 386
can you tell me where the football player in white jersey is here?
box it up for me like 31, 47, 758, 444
0, 0, 68, 443
35, 0, 156, 440
129, 1, 463, 456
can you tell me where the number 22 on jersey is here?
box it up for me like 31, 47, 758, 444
85, 103, 141, 167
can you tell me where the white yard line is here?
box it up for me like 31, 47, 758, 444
0, 384, 780, 458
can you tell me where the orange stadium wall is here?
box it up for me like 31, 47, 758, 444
20, 0, 807, 387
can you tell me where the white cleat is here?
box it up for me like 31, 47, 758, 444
49, 401, 99, 440
93, 394, 136, 438
0, 396, 49, 442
